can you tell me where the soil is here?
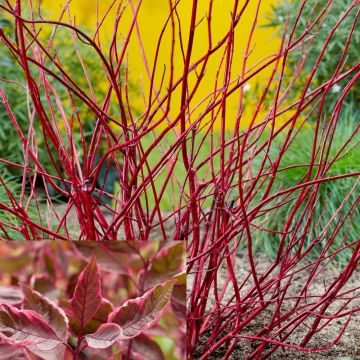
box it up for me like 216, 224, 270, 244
190, 253, 360, 360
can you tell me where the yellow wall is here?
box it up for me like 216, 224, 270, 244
41, 0, 280, 130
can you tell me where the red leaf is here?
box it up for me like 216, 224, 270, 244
84, 323, 121, 349
60, 298, 113, 336
71, 256, 102, 329
75, 241, 132, 274
122, 334, 165, 360
109, 279, 176, 339
0, 304, 62, 351
21, 284, 68, 342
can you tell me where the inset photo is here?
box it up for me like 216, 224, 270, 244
0, 241, 186, 359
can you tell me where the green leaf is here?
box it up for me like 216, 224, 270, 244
143, 243, 184, 288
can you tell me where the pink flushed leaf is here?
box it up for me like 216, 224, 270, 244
0, 343, 26, 360
27, 342, 70, 360
170, 273, 186, 319
109, 279, 176, 339
0, 304, 62, 351
84, 323, 121, 349
75, 242, 140, 274
21, 284, 68, 342
71, 256, 102, 329
0, 286, 23, 305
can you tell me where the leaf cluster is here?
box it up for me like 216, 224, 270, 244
0, 241, 185, 359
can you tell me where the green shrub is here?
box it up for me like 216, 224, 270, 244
0, 167, 43, 240
266, 0, 359, 116
253, 114, 360, 265
0, 16, 128, 180
0, 15, 140, 200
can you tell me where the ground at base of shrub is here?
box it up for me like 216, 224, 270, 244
192, 254, 360, 360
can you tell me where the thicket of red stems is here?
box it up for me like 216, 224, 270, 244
0, 241, 186, 359
185, 0, 360, 359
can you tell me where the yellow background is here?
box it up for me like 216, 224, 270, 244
41, 0, 280, 129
